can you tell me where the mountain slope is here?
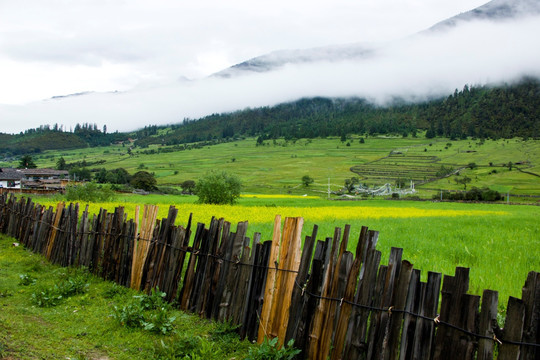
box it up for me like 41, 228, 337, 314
214, 0, 540, 78
428, 0, 540, 31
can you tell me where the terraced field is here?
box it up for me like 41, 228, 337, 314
350, 153, 458, 185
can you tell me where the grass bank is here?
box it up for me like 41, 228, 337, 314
0, 234, 256, 359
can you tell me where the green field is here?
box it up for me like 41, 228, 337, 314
28, 193, 540, 313
4, 136, 538, 198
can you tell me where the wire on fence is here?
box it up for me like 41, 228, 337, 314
2, 200, 539, 350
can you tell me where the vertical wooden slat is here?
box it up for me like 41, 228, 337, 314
386, 260, 414, 360
520, 271, 540, 360
433, 267, 470, 360
308, 226, 342, 360
398, 269, 421, 360
258, 215, 282, 343
477, 290, 498, 360
331, 227, 369, 360
285, 224, 318, 343
343, 247, 382, 360
498, 297, 526, 360
411, 271, 441, 360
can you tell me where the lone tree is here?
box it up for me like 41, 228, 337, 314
302, 175, 314, 187
130, 171, 157, 192
56, 156, 67, 170
196, 171, 241, 205
180, 180, 196, 194
455, 175, 472, 189
18, 155, 37, 169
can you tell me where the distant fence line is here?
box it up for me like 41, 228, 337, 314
0, 194, 538, 360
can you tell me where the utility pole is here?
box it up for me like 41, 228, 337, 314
327, 177, 330, 200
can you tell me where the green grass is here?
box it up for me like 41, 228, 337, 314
4, 136, 538, 197
27, 193, 540, 312
0, 235, 255, 359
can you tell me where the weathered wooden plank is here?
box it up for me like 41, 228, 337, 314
197, 218, 224, 316
520, 271, 540, 360
45, 202, 65, 260
244, 240, 271, 342
367, 247, 403, 360
270, 217, 303, 342
130, 205, 158, 290
452, 294, 480, 360
331, 227, 369, 360
410, 271, 441, 360
238, 232, 261, 338
319, 226, 352, 360
257, 215, 282, 343
295, 239, 328, 358
397, 269, 421, 360
498, 296, 526, 360
179, 222, 206, 310
343, 246, 382, 360
189, 217, 215, 313
285, 224, 318, 343
365, 264, 389, 360
433, 267, 470, 360
477, 290, 498, 360
167, 213, 192, 303
230, 235, 255, 325
218, 221, 248, 322
210, 221, 233, 320
386, 260, 414, 360
151, 206, 178, 292
308, 226, 342, 360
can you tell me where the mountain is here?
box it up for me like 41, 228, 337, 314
214, 0, 540, 78
213, 43, 376, 78
428, 0, 540, 31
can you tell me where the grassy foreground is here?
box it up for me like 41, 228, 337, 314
0, 234, 256, 359
31, 194, 540, 312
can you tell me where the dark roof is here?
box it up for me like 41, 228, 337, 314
0, 169, 25, 180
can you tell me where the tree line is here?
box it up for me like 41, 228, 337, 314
1, 77, 539, 157
134, 77, 540, 147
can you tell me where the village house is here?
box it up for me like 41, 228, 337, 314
0, 168, 69, 192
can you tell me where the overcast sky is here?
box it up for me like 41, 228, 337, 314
1, 0, 539, 134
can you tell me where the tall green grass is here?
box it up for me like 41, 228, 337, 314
30, 193, 540, 311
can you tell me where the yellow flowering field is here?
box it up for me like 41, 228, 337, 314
23, 196, 540, 308
36, 199, 505, 227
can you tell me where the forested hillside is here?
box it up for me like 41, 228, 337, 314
2, 78, 539, 157
134, 77, 540, 147
0, 123, 128, 157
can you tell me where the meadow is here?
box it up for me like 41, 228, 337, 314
13, 136, 540, 198
32, 193, 540, 312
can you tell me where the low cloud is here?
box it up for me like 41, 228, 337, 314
1, 16, 539, 134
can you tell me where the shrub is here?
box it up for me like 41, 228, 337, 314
112, 301, 145, 328
142, 307, 176, 335
19, 274, 36, 286
135, 287, 169, 311
66, 182, 115, 202
196, 171, 241, 205
130, 171, 157, 192
180, 180, 196, 195
246, 338, 301, 360
31, 287, 63, 307
301, 175, 314, 187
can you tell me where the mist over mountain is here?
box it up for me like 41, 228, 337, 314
215, 0, 540, 78
1, 0, 539, 134
428, 0, 540, 31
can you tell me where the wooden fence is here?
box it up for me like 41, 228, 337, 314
0, 193, 538, 360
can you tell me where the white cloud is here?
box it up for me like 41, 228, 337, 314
2, 0, 538, 134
